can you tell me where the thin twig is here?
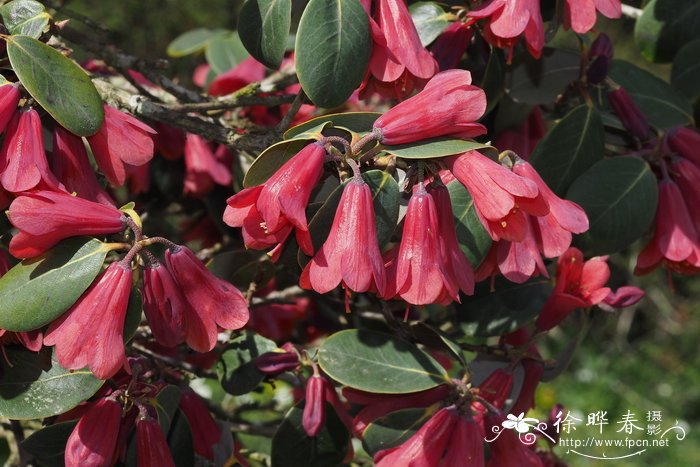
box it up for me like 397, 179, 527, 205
275, 89, 306, 133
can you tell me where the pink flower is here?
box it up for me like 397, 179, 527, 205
668, 126, 700, 168
359, 0, 438, 99
225, 143, 326, 256
374, 406, 460, 466
208, 57, 267, 96
180, 388, 222, 460
166, 246, 249, 352
51, 126, 115, 206
392, 184, 459, 305
183, 133, 232, 197
603, 286, 645, 308
300, 176, 386, 295
564, 0, 621, 34
469, 0, 544, 60
443, 415, 485, 467
8, 190, 126, 258
136, 416, 176, 467
372, 70, 487, 145
44, 262, 132, 379
513, 160, 589, 258
447, 151, 546, 243
430, 183, 475, 295
537, 248, 612, 330
142, 263, 187, 347
0, 82, 20, 134
65, 398, 122, 467
87, 105, 156, 186
0, 107, 62, 193
635, 179, 700, 275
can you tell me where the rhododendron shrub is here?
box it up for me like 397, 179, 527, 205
0, 0, 696, 465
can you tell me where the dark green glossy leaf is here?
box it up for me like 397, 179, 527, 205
458, 277, 552, 337
530, 105, 604, 196
446, 180, 492, 268
362, 407, 433, 455
383, 138, 496, 160
243, 138, 316, 187
271, 404, 349, 467
217, 332, 278, 395
284, 112, 381, 140
299, 170, 399, 266
155, 385, 182, 434
671, 39, 700, 100
208, 250, 275, 289
0, 0, 50, 38
166, 28, 228, 57
205, 33, 249, 75
0, 438, 8, 467
168, 411, 195, 467
411, 322, 466, 367
409, 2, 450, 47
481, 48, 506, 115
567, 156, 658, 256
608, 60, 694, 129
634, 0, 700, 63
0, 347, 103, 419
505, 48, 579, 105
123, 288, 143, 344
0, 237, 108, 332
21, 420, 77, 467
318, 329, 449, 393
295, 0, 371, 108
238, 0, 291, 69
7, 35, 104, 136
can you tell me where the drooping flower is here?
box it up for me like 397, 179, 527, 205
372, 70, 487, 145
300, 176, 386, 295
431, 21, 474, 71
65, 398, 122, 467
0, 107, 62, 193
0, 82, 21, 134
607, 87, 650, 141
248, 297, 309, 341
142, 263, 187, 347
635, 179, 700, 275
303, 375, 330, 437
447, 151, 547, 243
136, 416, 176, 467
374, 406, 460, 466
180, 387, 222, 460
43, 262, 132, 379
359, 0, 438, 99
443, 415, 485, 467
469, 0, 545, 60
183, 133, 232, 197
8, 190, 126, 258
0, 328, 43, 352
392, 184, 459, 305
430, 183, 475, 295
668, 126, 700, 168
166, 246, 249, 352
87, 104, 156, 186
537, 248, 612, 331
51, 125, 115, 206
564, 0, 621, 34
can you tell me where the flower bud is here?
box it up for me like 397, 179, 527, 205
303, 375, 330, 437
608, 87, 650, 141
255, 350, 300, 375
586, 33, 613, 84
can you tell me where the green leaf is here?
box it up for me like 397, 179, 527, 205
0, 0, 51, 38
634, 0, 700, 63
567, 156, 658, 256
671, 39, 700, 100
21, 420, 77, 467
295, 0, 371, 108
123, 288, 143, 344
0, 237, 109, 332
383, 138, 496, 160
0, 347, 103, 419
446, 181, 492, 268
457, 277, 552, 337
208, 250, 275, 290
318, 329, 449, 393
505, 48, 580, 105
410, 322, 466, 367
166, 28, 228, 57
217, 332, 278, 395
299, 170, 399, 267
530, 105, 604, 197
284, 112, 381, 140
271, 404, 349, 467
205, 33, 250, 75
608, 60, 694, 129
243, 139, 317, 187
238, 0, 291, 69
481, 48, 506, 115
155, 385, 182, 434
7, 35, 104, 136
362, 407, 433, 455
409, 2, 450, 47
168, 411, 195, 467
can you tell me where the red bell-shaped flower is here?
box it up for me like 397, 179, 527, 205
469, 0, 544, 60
179, 388, 222, 460
136, 416, 176, 467
65, 398, 122, 467
183, 133, 232, 197
564, 0, 621, 34
0, 82, 20, 134
44, 262, 132, 379
142, 263, 187, 347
